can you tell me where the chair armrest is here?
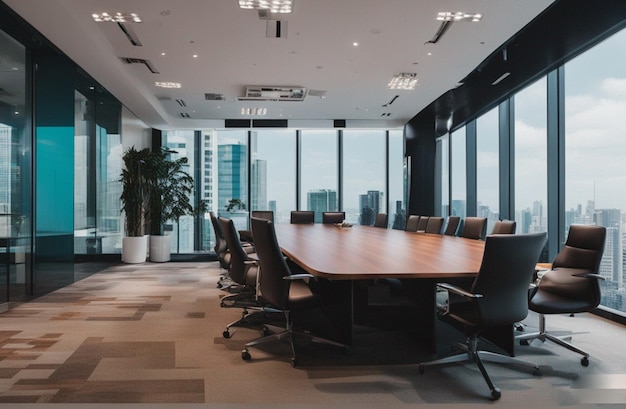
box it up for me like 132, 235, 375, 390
572, 272, 606, 280
437, 282, 483, 299
284, 273, 316, 280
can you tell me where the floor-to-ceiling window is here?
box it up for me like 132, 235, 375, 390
388, 130, 406, 229
162, 130, 197, 253
476, 107, 500, 232
450, 127, 467, 218
0, 28, 29, 306
215, 130, 249, 232
343, 130, 386, 225
250, 130, 296, 223
565, 28, 626, 313
300, 130, 338, 223
515, 77, 548, 235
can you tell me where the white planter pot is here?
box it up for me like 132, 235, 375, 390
122, 236, 148, 263
149, 235, 171, 262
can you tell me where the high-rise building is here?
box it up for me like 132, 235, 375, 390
218, 143, 247, 212
307, 189, 337, 223
359, 190, 383, 226
251, 158, 267, 210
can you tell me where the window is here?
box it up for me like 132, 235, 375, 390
437, 134, 450, 217
476, 107, 500, 232
342, 130, 386, 225
388, 130, 406, 228
215, 130, 249, 232
565, 28, 626, 313
250, 130, 296, 223
450, 127, 467, 217
300, 130, 338, 223
515, 77, 547, 234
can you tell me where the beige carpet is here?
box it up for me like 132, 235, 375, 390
0, 261, 624, 409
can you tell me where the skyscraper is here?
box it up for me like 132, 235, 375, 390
307, 189, 337, 223
359, 190, 383, 225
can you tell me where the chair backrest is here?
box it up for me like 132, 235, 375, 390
250, 217, 291, 309
251, 210, 274, 223
405, 215, 420, 232
491, 219, 517, 234
219, 217, 253, 286
425, 217, 444, 234
373, 213, 388, 228
290, 210, 315, 224
537, 224, 606, 309
552, 224, 606, 271
417, 216, 429, 231
460, 217, 488, 240
210, 211, 230, 268
443, 216, 461, 236
322, 211, 345, 224
471, 232, 547, 326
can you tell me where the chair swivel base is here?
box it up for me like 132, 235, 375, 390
240, 312, 348, 367
418, 337, 541, 401
516, 313, 591, 366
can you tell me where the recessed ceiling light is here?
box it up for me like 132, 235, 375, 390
92, 12, 142, 23
155, 81, 182, 89
353, 42, 359, 47
193, 54, 198, 58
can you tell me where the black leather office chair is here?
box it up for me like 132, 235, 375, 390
416, 216, 429, 231
443, 216, 461, 236
373, 213, 388, 228
239, 210, 275, 243
517, 224, 606, 366
210, 211, 231, 270
290, 210, 315, 224
419, 232, 547, 400
241, 217, 347, 366
219, 217, 262, 338
425, 216, 444, 234
491, 219, 516, 234
405, 215, 420, 232
322, 211, 345, 224
460, 217, 488, 240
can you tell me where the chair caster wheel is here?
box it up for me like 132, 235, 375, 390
241, 350, 251, 361
533, 367, 542, 376
581, 356, 589, 367
490, 388, 501, 400
519, 339, 530, 346
418, 364, 425, 374
291, 358, 297, 367
223, 330, 231, 339
262, 326, 271, 336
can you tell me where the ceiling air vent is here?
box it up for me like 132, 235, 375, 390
238, 86, 307, 102
205, 93, 225, 101
179, 112, 190, 118
119, 57, 159, 74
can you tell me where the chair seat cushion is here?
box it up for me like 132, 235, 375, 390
530, 266, 598, 313
529, 290, 596, 314
287, 280, 319, 310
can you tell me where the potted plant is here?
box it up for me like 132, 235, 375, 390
119, 146, 151, 263
146, 148, 206, 262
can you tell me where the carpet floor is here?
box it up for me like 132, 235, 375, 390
0, 261, 624, 409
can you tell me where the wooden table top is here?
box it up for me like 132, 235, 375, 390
274, 223, 485, 280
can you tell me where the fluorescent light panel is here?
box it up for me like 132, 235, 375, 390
437, 11, 482, 22
92, 12, 142, 23
241, 107, 268, 115
388, 73, 418, 90
155, 82, 182, 89
238, 0, 293, 13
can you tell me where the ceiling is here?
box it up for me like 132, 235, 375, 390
3, 0, 555, 130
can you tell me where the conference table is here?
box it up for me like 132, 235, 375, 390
271, 223, 517, 355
